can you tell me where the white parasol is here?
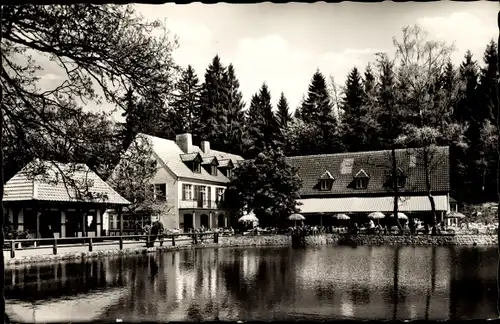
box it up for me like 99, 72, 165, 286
333, 214, 350, 220
390, 212, 408, 220
288, 213, 305, 226
445, 211, 466, 219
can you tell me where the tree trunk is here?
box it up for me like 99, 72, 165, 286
496, 9, 499, 318
423, 147, 438, 235
392, 147, 403, 234
0, 60, 5, 322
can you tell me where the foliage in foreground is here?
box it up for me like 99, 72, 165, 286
224, 148, 303, 227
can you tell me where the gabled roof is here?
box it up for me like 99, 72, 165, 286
354, 169, 370, 179
319, 171, 335, 180
218, 159, 234, 168
202, 156, 219, 166
139, 134, 244, 184
286, 146, 450, 196
180, 152, 202, 162
3, 160, 130, 205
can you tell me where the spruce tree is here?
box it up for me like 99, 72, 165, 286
479, 40, 498, 122
246, 83, 281, 156
363, 63, 376, 102
170, 65, 202, 135
476, 40, 499, 200
296, 70, 342, 154
220, 64, 246, 154
300, 70, 335, 124
341, 67, 368, 152
199, 55, 228, 144
456, 51, 480, 124
276, 92, 292, 129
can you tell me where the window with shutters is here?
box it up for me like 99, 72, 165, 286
182, 184, 192, 201
216, 188, 225, 202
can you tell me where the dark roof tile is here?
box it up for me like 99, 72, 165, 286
286, 146, 450, 197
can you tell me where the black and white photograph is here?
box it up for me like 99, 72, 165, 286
1, 1, 499, 322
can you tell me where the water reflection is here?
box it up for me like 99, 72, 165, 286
5, 245, 498, 322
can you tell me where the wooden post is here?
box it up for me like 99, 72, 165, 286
82, 212, 87, 237
89, 237, 93, 252
10, 241, 15, 258
193, 233, 198, 245
171, 235, 176, 247
118, 207, 123, 237
214, 232, 218, 244
53, 238, 57, 255
159, 235, 163, 247
36, 211, 41, 239
119, 236, 123, 250
146, 235, 150, 248
192, 212, 196, 231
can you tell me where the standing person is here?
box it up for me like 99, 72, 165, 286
408, 218, 414, 235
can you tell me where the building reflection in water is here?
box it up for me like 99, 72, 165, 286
4, 245, 498, 322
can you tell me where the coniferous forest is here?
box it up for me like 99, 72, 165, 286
2, 5, 498, 209
130, 27, 498, 206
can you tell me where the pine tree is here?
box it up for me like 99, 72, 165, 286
219, 64, 246, 154
458, 51, 482, 200
246, 83, 281, 156
276, 92, 292, 129
300, 70, 335, 124
476, 40, 499, 200
456, 51, 480, 124
199, 55, 228, 144
363, 63, 376, 103
121, 89, 171, 146
121, 88, 139, 152
294, 70, 342, 154
479, 40, 498, 123
341, 67, 369, 152
169, 65, 202, 135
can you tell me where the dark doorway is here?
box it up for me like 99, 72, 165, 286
217, 214, 225, 228
40, 210, 62, 238
200, 214, 209, 228
183, 214, 193, 232
23, 209, 37, 236
65, 211, 80, 238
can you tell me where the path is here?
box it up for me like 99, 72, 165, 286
3, 236, 196, 261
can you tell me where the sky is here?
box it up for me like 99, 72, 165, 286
37, 2, 498, 122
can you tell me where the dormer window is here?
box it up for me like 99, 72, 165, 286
394, 176, 406, 188
355, 178, 368, 189
354, 169, 370, 190
391, 167, 406, 188
320, 179, 333, 191
319, 171, 335, 191
201, 156, 219, 175
193, 162, 201, 173
180, 152, 203, 174
218, 159, 234, 179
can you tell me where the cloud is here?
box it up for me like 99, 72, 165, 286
417, 11, 496, 62
229, 35, 313, 109
228, 35, 378, 111
167, 19, 213, 46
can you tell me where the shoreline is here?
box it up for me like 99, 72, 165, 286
4, 233, 497, 266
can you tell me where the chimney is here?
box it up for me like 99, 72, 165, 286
176, 133, 193, 153
201, 140, 210, 154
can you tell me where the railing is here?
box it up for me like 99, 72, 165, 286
3, 232, 221, 259
180, 199, 223, 209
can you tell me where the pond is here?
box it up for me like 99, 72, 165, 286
5, 245, 498, 321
